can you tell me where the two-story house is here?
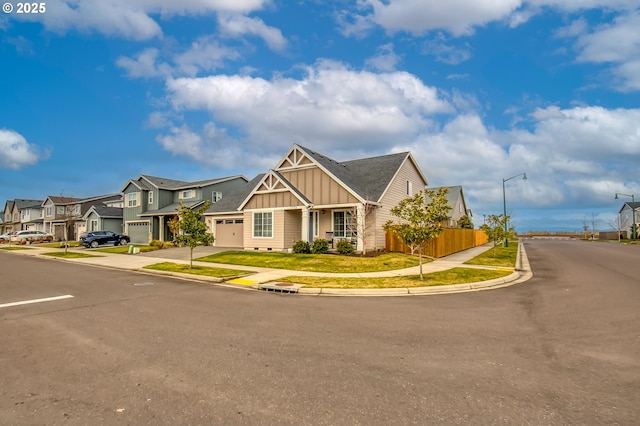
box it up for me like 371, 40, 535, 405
426, 186, 472, 228
120, 174, 249, 244
2, 199, 43, 233
42, 194, 123, 240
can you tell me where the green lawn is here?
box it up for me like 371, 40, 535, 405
465, 242, 518, 267
0, 246, 33, 251
278, 267, 512, 289
195, 251, 421, 273
40, 241, 81, 248
41, 252, 103, 259
144, 262, 254, 278
96, 245, 157, 253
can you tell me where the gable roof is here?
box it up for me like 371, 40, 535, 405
121, 174, 248, 192
206, 174, 265, 215
13, 199, 44, 210
619, 201, 640, 214
82, 205, 123, 220
426, 185, 470, 217
293, 144, 426, 203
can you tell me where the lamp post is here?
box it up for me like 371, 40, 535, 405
503, 173, 527, 247
615, 193, 636, 240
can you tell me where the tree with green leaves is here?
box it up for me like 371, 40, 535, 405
457, 214, 474, 229
169, 201, 214, 268
480, 214, 511, 257
383, 188, 451, 280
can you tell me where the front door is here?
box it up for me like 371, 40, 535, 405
308, 211, 318, 242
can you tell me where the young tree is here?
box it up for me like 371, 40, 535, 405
383, 188, 451, 280
457, 215, 474, 229
169, 201, 214, 268
480, 214, 510, 257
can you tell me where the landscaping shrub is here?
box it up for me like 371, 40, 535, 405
336, 239, 354, 255
292, 240, 311, 254
162, 242, 175, 249
150, 239, 164, 249
312, 238, 329, 254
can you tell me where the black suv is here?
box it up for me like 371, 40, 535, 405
80, 231, 130, 248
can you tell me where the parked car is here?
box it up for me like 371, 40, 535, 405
80, 231, 130, 248
10, 230, 54, 244
0, 231, 17, 243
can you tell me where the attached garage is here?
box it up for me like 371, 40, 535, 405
126, 221, 150, 244
214, 218, 243, 247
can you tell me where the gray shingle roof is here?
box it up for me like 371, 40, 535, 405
87, 206, 123, 218
297, 145, 411, 202
207, 174, 265, 214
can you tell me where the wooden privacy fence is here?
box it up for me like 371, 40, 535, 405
385, 228, 489, 258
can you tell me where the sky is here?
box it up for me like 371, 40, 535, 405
1, 0, 639, 233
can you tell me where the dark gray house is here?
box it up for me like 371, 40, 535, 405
120, 174, 249, 244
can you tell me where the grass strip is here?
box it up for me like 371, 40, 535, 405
195, 251, 421, 273
96, 245, 157, 253
0, 246, 33, 251
144, 262, 254, 278
465, 242, 518, 267
278, 267, 512, 289
41, 252, 103, 259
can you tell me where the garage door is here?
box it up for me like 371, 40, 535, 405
127, 221, 150, 244
215, 219, 243, 247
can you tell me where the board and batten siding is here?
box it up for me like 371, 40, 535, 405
280, 167, 359, 205
375, 158, 428, 249
244, 191, 304, 210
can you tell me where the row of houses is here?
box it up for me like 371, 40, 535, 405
2, 144, 472, 251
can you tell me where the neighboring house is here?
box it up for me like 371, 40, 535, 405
14, 199, 45, 231
42, 194, 123, 240
120, 174, 249, 244
2, 200, 16, 233
618, 201, 640, 238
82, 205, 124, 235
206, 144, 428, 252
426, 186, 472, 228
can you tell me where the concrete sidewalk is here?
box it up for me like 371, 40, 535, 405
3, 242, 532, 296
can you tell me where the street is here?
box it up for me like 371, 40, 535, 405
1, 240, 639, 425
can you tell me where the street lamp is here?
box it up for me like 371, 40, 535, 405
503, 172, 527, 247
615, 193, 636, 240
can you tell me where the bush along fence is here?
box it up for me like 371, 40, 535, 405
385, 228, 488, 258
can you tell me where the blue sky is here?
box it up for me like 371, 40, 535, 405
1, 0, 639, 232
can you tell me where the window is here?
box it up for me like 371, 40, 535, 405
74, 205, 81, 215
90, 219, 98, 231
180, 190, 194, 199
45, 206, 52, 217
21, 210, 27, 220
148, 191, 154, 205
333, 211, 354, 238
57, 206, 64, 214
127, 192, 138, 207
212, 191, 222, 203
253, 211, 273, 238
406, 180, 413, 196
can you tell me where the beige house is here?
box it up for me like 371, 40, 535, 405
426, 185, 472, 228
206, 144, 428, 252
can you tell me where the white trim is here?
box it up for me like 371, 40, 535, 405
252, 210, 274, 239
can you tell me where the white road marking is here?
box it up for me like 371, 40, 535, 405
0, 295, 74, 309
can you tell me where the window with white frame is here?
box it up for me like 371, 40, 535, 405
333, 210, 354, 238
406, 180, 413, 196
212, 191, 222, 203
45, 206, 53, 217
253, 211, 273, 238
21, 210, 27, 220
127, 192, 139, 207
148, 191, 154, 205
74, 205, 81, 215
180, 190, 194, 199
57, 206, 64, 215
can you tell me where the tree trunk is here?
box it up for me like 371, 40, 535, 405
189, 246, 193, 269
419, 251, 423, 281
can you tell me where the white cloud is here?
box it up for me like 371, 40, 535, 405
365, 43, 401, 71
0, 129, 49, 169
158, 61, 451, 166
116, 48, 172, 78
421, 35, 472, 64
12, 0, 272, 40
217, 14, 288, 52
174, 36, 241, 76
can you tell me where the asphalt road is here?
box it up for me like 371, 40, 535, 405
1, 239, 639, 425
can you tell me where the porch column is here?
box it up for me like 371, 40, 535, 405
301, 207, 310, 243
356, 204, 365, 252
159, 215, 165, 241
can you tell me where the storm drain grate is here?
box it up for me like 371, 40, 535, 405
258, 283, 302, 294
